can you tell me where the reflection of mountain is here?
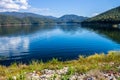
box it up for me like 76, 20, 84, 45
0, 24, 55, 36
0, 24, 120, 65
81, 24, 120, 44
58, 24, 82, 32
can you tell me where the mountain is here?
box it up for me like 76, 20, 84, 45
0, 13, 55, 26
0, 12, 57, 20
82, 6, 120, 24
58, 14, 88, 23
0, 14, 21, 25
0, 12, 88, 25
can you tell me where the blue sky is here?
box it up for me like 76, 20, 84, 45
0, 0, 120, 17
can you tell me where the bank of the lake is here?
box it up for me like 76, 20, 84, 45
0, 51, 120, 80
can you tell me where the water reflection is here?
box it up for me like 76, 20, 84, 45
0, 37, 29, 58
0, 24, 120, 65
0, 24, 55, 36
81, 23, 120, 44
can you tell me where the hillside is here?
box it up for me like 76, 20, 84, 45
0, 12, 88, 25
0, 14, 21, 25
58, 14, 88, 23
0, 12, 57, 20
82, 6, 120, 23
0, 13, 55, 26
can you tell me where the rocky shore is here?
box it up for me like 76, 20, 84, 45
11, 67, 120, 80
1, 52, 120, 80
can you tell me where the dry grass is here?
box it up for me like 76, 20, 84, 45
0, 51, 120, 79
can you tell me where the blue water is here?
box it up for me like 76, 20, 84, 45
0, 24, 120, 65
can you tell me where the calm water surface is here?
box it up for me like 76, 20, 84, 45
0, 24, 120, 65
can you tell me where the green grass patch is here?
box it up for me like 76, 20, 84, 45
0, 51, 120, 79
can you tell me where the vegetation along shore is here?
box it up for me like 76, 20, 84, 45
0, 51, 120, 80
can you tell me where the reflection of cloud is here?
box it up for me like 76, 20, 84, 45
30, 28, 85, 40
30, 29, 62, 39
0, 37, 29, 57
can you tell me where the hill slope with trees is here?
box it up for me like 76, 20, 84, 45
82, 6, 120, 24
57, 15, 88, 23
0, 12, 88, 26
0, 13, 56, 26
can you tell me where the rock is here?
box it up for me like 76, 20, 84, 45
12, 67, 120, 80
70, 75, 77, 80
86, 77, 94, 80
56, 67, 68, 75
12, 76, 16, 80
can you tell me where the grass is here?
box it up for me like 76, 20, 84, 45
0, 51, 120, 79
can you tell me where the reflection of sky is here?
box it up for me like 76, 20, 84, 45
29, 28, 86, 40
29, 27, 120, 53
0, 37, 29, 57
30, 29, 62, 39
0, 29, 63, 58
0, 28, 88, 58
0, 27, 120, 60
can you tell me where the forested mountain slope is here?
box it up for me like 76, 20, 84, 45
82, 6, 120, 23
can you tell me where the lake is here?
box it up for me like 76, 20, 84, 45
0, 24, 120, 65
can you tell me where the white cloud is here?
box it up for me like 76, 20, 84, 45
92, 13, 99, 16
0, 0, 56, 16
0, 0, 29, 12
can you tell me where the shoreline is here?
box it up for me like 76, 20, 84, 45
0, 22, 57, 27
0, 51, 120, 80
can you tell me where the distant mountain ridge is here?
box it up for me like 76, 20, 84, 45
0, 12, 88, 25
82, 6, 120, 23
58, 14, 88, 23
0, 12, 57, 19
0, 12, 56, 26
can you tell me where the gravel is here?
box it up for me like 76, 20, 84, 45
12, 67, 120, 80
